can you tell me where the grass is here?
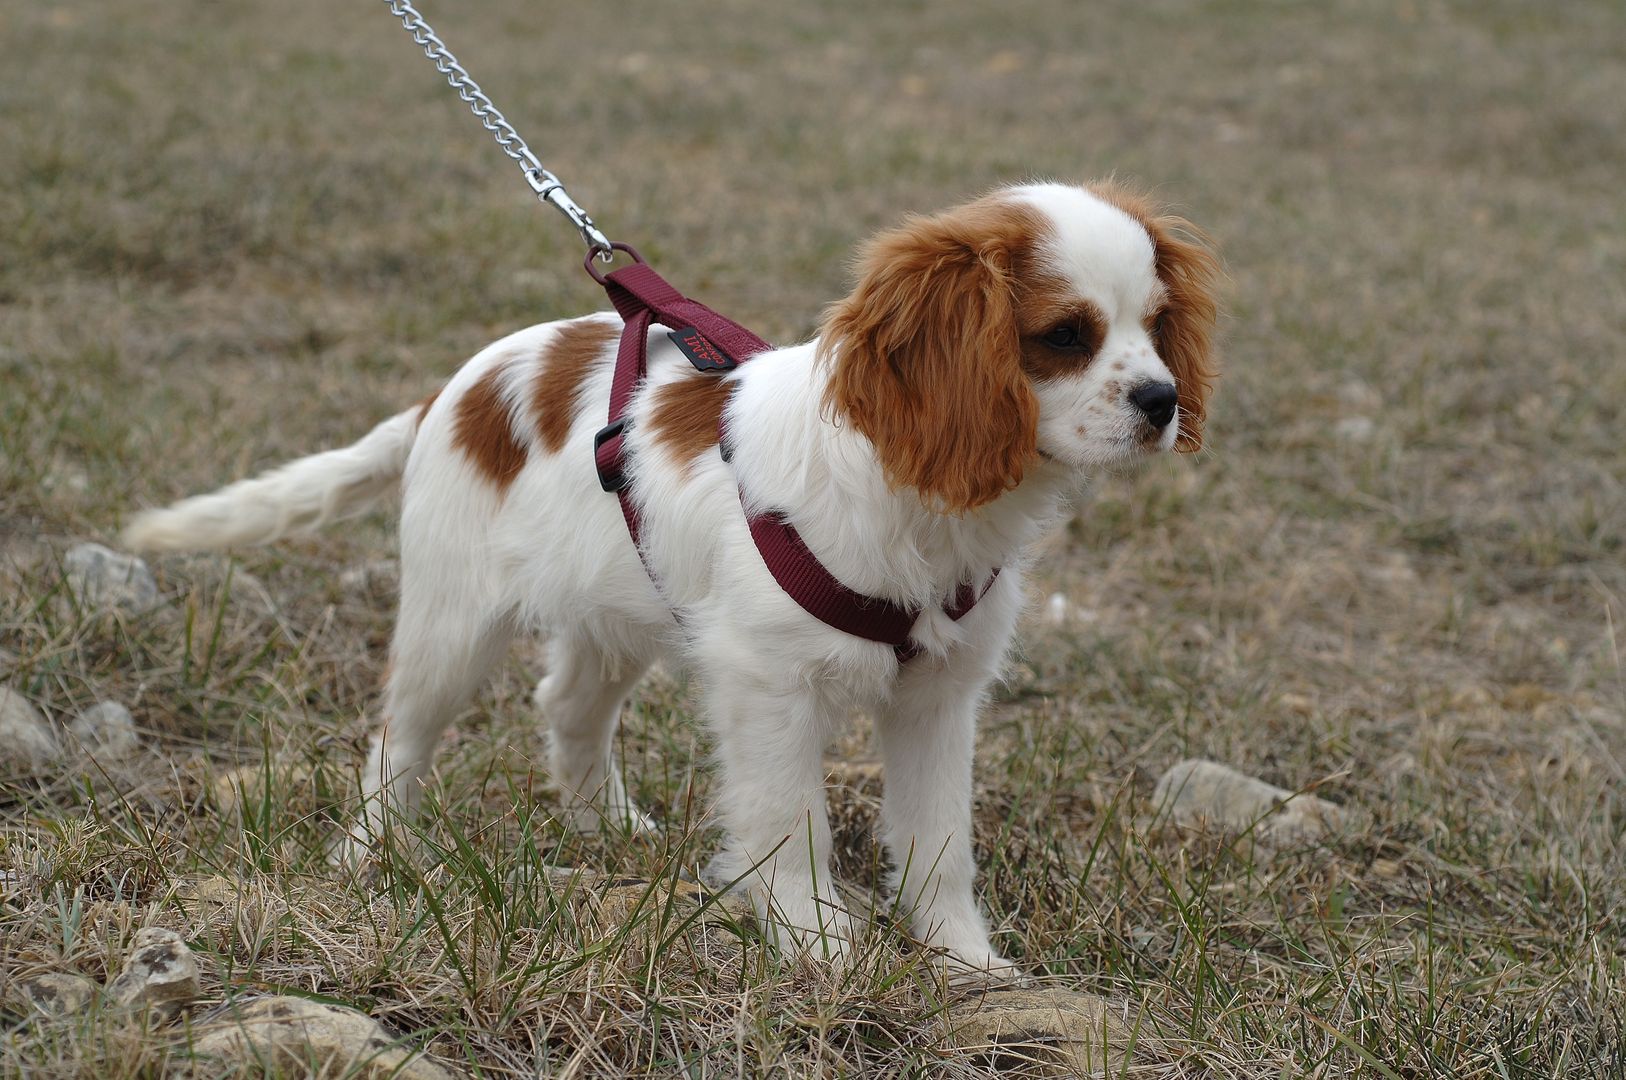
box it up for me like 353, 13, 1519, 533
3, 0, 1625, 1075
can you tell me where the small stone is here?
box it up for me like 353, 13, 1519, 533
1042, 593, 1098, 627
0, 685, 59, 765
1501, 683, 1557, 711
188, 996, 457, 1079
338, 559, 398, 594
1278, 692, 1316, 718
64, 543, 158, 612
1152, 759, 1362, 848
825, 759, 885, 788
981, 48, 1024, 75
1333, 416, 1375, 442
69, 701, 140, 760
949, 986, 1141, 1074
579, 872, 750, 933
106, 927, 201, 1020
172, 875, 245, 906
211, 760, 313, 816
1337, 379, 1382, 412
7, 972, 99, 1017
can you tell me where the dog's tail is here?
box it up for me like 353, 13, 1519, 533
123, 408, 421, 552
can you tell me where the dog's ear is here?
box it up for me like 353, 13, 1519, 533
1145, 216, 1220, 452
1090, 182, 1221, 453
820, 203, 1040, 512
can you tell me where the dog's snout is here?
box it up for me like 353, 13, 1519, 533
1128, 382, 1179, 430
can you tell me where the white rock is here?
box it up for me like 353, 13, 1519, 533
0, 685, 59, 765
339, 559, 398, 594
69, 701, 140, 760
1046, 592, 1070, 625
211, 760, 313, 816
106, 927, 201, 1020
188, 996, 457, 1079
6, 972, 99, 1016
949, 986, 1141, 1074
64, 543, 158, 612
1152, 759, 1361, 847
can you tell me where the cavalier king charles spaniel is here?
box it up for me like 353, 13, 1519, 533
126, 180, 1219, 974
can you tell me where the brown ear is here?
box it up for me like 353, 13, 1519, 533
1091, 183, 1221, 452
819, 203, 1040, 512
1147, 217, 1220, 452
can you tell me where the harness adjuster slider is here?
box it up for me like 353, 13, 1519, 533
594, 417, 632, 493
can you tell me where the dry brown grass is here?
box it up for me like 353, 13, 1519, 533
3, 0, 1624, 1076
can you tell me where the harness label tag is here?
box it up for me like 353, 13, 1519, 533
668, 327, 735, 372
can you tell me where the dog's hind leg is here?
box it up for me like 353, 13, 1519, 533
338, 538, 518, 865
534, 635, 655, 834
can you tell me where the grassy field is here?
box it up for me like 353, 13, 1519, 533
4, 0, 1624, 1075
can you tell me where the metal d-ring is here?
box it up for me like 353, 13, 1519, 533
584, 242, 645, 285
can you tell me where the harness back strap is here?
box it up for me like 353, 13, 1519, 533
589, 252, 996, 661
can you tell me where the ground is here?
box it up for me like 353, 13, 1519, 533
2, 0, 1624, 1076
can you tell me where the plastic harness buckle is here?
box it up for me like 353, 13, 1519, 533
593, 417, 632, 493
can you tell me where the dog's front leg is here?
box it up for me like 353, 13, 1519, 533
878, 662, 1011, 976
703, 675, 853, 960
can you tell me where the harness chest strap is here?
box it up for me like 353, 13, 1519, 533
589, 255, 996, 660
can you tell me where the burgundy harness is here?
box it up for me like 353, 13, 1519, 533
587, 245, 994, 662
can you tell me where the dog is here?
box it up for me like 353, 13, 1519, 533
125, 180, 1218, 973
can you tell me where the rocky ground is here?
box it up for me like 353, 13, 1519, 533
5, 0, 1625, 1075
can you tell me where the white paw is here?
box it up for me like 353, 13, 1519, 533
702, 853, 855, 960
903, 905, 1025, 982
761, 895, 857, 961
936, 944, 1028, 986
328, 824, 377, 873
560, 798, 660, 837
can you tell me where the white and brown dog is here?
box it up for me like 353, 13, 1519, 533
126, 181, 1219, 973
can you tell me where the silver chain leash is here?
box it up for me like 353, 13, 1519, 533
382, 0, 613, 258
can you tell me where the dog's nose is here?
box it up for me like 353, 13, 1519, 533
1127, 382, 1179, 429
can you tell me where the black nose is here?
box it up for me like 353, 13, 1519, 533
1127, 382, 1179, 429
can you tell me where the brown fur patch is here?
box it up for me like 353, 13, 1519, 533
532, 318, 618, 452
649, 373, 734, 466
1018, 298, 1109, 381
452, 366, 527, 492
820, 196, 1049, 512
413, 388, 442, 430
1091, 182, 1222, 452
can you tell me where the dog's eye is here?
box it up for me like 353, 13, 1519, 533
1043, 325, 1081, 348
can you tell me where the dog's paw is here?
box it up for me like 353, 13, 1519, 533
935, 945, 1030, 987
327, 827, 378, 876
761, 898, 858, 962
702, 853, 857, 961
561, 800, 660, 837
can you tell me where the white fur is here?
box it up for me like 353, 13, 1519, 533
124, 184, 1184, 973
122, 408, 418, 550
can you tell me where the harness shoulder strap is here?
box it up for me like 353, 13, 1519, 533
587, 251, 996, 660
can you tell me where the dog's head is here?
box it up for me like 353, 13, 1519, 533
820, 181, 1220, 512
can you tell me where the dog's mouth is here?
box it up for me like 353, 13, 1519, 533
1136, 428, 1170, 452
1036, 436, 1151, 471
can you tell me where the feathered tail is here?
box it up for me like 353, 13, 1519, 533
123, 408, 419, 552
